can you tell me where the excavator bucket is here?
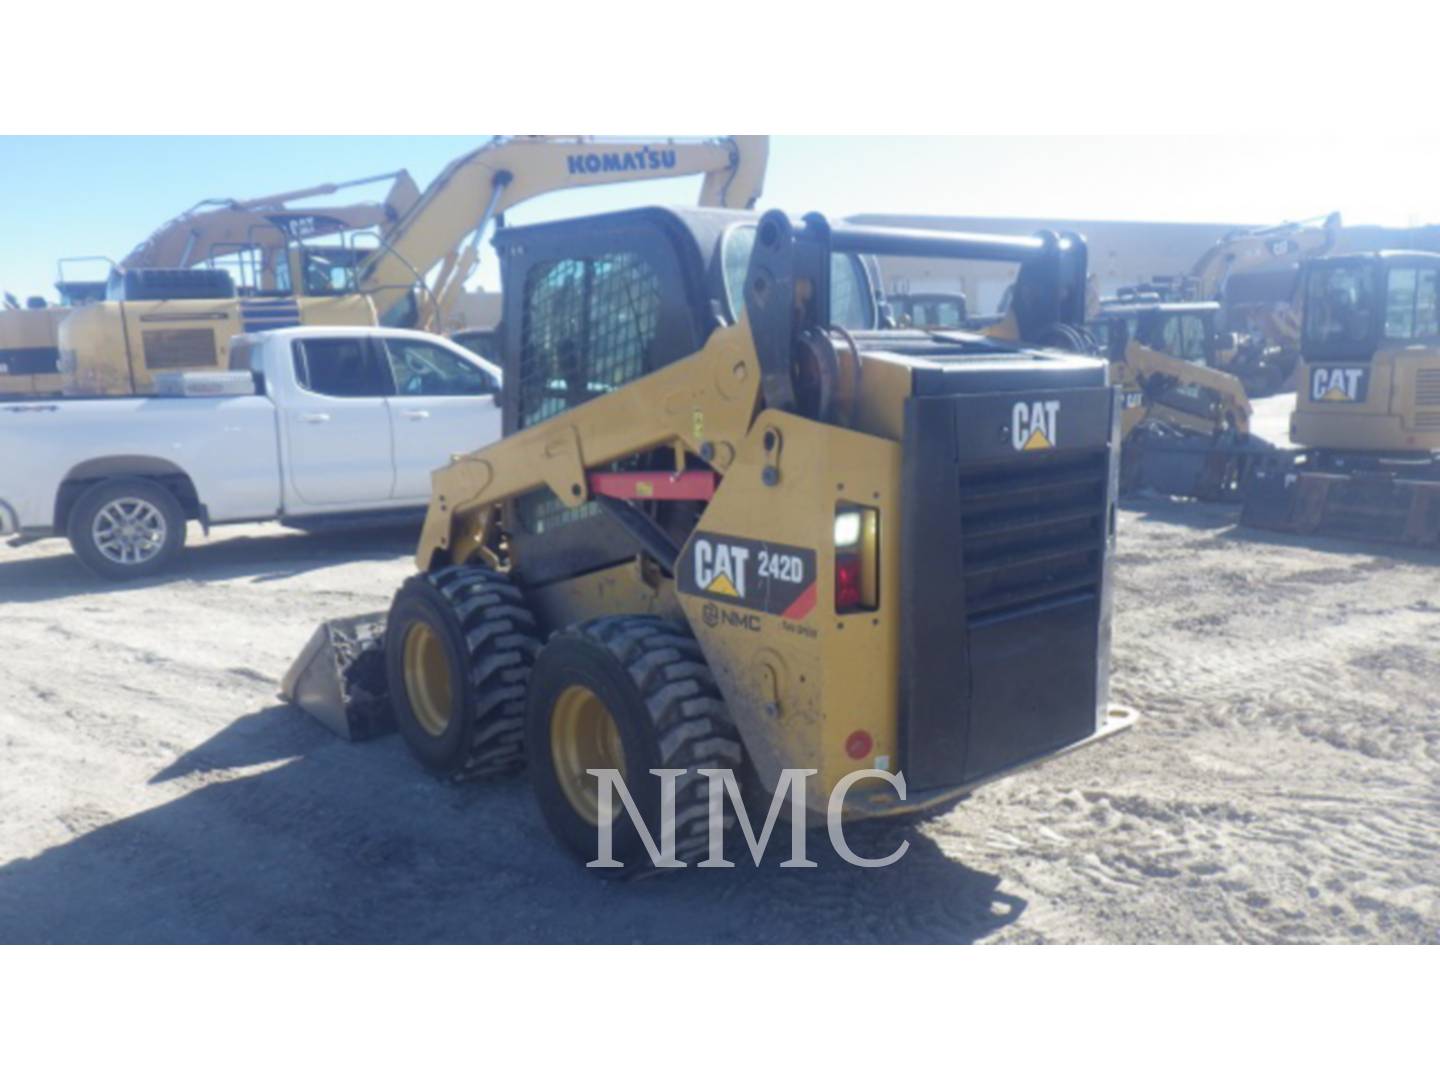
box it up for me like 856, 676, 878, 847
280, 613, 392, 740
1241, 453, 1440, 547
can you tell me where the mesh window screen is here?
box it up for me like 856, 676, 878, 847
516, 250, 663, 533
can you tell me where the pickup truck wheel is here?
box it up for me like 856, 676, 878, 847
385, 567, 540, 780
67, 478, 186, 580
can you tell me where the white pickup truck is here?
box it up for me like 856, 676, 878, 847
0, 325, 502, 578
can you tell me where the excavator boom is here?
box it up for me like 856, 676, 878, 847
119, 170, 421, 271
355, 136, 768, 327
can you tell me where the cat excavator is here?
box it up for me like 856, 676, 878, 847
55, 136, 768, 396
1242, 251, 1440, 546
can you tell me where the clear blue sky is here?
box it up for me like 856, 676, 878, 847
3, 135, 1437, 301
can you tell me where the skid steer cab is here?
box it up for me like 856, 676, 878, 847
285, 206, 1136, 876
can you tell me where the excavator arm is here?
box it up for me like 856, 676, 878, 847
118, 171, 421, 272
354, 135, 769, 329
1188, 212, 1342, 302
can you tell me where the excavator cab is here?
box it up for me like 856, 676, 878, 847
1291, 252, 1440, 453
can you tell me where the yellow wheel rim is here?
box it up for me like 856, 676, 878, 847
550, 685, 627, 826
402, 621, 454, 738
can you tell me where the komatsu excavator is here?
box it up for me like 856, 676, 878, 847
283, 206, 1135, 875
1089, 298, 1258, 500
56, 136, 768, 396
1242, 251, 1440, 546
1, 171, 418, 398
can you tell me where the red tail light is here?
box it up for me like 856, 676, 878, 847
834, 504, 879, 615
835, 553, 863, 612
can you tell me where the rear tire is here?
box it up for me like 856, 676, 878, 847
67, 478, 186, 580
526, 616, 743, 877
385, 565, 540, 779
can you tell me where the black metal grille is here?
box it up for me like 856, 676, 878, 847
957, 450, 1109, 620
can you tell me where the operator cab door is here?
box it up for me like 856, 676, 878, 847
379, 336, 503, 500
496, 212, 706, 584
284, 335, 396, 506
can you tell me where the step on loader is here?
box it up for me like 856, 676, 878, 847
284, 207, 1136, 874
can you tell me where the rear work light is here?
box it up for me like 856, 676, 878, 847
834, 504, 879, 615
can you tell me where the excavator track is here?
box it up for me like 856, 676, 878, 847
1241, 450, 1440, 547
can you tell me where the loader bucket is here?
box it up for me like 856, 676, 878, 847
1241, 455, 1440, 546
1123, 428, 1267, 502
280, 613, 393, 740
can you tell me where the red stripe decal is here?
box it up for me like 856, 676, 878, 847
780, 581, 817, 621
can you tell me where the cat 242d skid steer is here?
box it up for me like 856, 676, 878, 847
285, 206, 1136, 874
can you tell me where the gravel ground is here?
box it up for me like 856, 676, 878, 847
1, 489, 1436, 943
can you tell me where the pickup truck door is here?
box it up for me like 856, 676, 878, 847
379, 337, 503, 501
283, 335, 397, 506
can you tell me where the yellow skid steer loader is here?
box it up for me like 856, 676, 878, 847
285, 207, 1135, 874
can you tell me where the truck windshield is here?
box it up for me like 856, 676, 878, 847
1304, 263, 1378, 351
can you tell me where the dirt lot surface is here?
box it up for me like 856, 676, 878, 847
2, 490, 1437, 943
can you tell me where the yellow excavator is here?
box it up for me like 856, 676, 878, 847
57, 136, 768, 396
1242, 251, 1440, 545
1, 171, 417, 398
1088, 299, 1257, 500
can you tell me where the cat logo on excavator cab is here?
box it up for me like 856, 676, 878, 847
1012, 399, 1060, 452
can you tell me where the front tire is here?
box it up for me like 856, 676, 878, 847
67, 478, 186, 580
385, 566, 540, 779
526, 616, 743, 877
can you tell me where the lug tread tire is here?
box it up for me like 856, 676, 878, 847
394, 566, 540, 780
544, 615, 743, 875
